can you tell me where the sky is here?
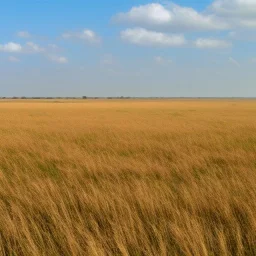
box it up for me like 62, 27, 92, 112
0, 0, 256, 97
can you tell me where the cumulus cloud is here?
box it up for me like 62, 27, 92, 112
115, 3, 172, 25
0, 42, 22, 53
17, 31, 31, 38
49, 55, 68, 64
195, 38, 232, 48
211, 0, 256, 17
114, 3, 229, 31
0, 41, 47, 54
1, 40, 63, 64
115, 1, 256, 32
8, 56, 20, 62
210, 0, 256, 28
121, 28, 186, 47
62, 29, 101, 44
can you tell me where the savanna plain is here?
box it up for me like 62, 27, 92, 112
0, 99, 255, 256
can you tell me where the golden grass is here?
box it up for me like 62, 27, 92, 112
0, 99, 256, 256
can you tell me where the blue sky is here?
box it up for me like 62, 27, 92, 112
0, 0, 256, 97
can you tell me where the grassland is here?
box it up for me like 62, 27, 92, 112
0, 99, 255, 256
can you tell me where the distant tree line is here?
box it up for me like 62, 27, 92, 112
0, 96, 135, 100
0, 96, 251, 100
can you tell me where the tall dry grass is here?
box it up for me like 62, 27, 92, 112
0, 99, 255, 255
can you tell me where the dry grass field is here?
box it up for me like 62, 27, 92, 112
0, 99, 255, 256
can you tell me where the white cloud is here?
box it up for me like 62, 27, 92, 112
121, 28, 186, 47
239, 19, 256, 28
210, 0, 256, 28
26, 42, 44, 53
154, 56, 172, 64
17, 31, 31, 38
155, 56, 165, 64
62, 29, 101, 44
114, 3, 229, 31
81, 30, 100, 43
115, 3, 172, 25
115, 1, 256, 32
8, 56, 20, 62
211, 0, 256, 17
48, 44, 58, 49
229, 57, 240, 67
1, 41, 63, 65
0, 41, 46, 54
49, 55, 68, 64
195, 38, 231, 48
0, 42, 22, 53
